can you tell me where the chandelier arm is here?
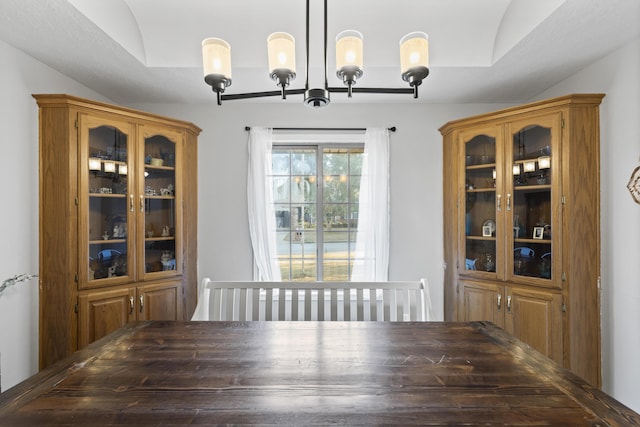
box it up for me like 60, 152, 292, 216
222, 88, 307, 101
327, 87, 415, 95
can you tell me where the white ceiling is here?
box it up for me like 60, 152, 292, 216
0, 0, 638, 105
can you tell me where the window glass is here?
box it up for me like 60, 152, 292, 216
271, 145, 363, 281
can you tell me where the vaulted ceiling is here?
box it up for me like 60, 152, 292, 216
0, 0, 638, 105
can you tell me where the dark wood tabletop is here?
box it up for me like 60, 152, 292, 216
1, 321, 638, 426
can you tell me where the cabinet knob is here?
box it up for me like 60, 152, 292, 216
129, 195, 134, 212
139, 195, 144, 213
497, 194, 502, 212
497, 294, 502, 310
506, 193, 512, 211
139, 295, 144, 313
507, 295, 512, 313
129, 296, 134, 315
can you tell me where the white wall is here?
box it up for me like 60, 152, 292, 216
533, 36, 640, 412
133, 101, 509, 324
0, 39, 110, 392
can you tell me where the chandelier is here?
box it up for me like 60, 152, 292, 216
202, 0, 429, 107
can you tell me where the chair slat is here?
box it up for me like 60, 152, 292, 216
278, 288, 286, 320
369, 288, 377, 321
250, 288, 259, 320
330, 289, 338, 320
342, 289, 351, 321
238, 288, 247, 321
265, 288, 273, 321
304, 289, 312, 321
291, 289, 299, 321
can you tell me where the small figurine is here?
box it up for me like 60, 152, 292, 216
160, 184, 174, 196
162, 225, 170, 237
113, 223, 127, 238
107, 265, 117, 278
484, 253, 496, 272
160, 250, 176, 271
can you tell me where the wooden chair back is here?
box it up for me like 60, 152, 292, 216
191, 279, 431, 322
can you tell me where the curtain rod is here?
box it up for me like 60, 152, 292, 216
244, 126, 396, 132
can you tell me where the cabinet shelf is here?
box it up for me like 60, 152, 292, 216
146, 236, 175, 242
514, 238, 551, 244
90, 239, 126, 245
466, 163, 496, 170
145, 195, 175, 200
513, 184, 551, 191
467, 236, 495, 241
145, 164, 175, 171
89, 193, 126, 198
467, 188, 495, 193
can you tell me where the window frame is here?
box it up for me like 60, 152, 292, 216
272, 142, 365, 281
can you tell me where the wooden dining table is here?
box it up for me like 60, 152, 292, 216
1, 320, 638, 426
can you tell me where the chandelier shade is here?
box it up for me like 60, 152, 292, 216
400, 32, 429, 98
202, 0, 429, 106
267, 32, 296, 99
335, 30, 364, 97
202, 37, 232, 105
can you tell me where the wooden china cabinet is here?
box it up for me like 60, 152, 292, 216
36, 94, 200, 368
440, 94, 604, 386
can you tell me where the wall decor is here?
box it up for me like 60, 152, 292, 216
627, 164, 640, 204
0, 274, 37, 298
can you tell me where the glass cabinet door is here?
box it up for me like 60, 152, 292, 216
506, 115, 561, 284
139, 127, 182, 278
80, 116, 134, 288
460, 128, 500, 275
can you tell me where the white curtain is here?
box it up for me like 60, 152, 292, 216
351, 128, 390, 281
247, 127, 282, 281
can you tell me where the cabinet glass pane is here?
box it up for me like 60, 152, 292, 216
512, 125, 552, 279
464, 134, 497, 273
144, 135, 176, 273
87, 126, 129, 280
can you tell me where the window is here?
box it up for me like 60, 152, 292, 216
271, 145, 363, 281
248, 127, 389, 283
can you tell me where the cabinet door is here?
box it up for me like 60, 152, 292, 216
78, 114, 136, 289
504, 286, 563, 364
78, 286, 135, 348
137, 125, 183, 281
137, 281, 183, 321
459, 280, 504, 328
458, 126, 505, 279
505, 114, 562, 287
